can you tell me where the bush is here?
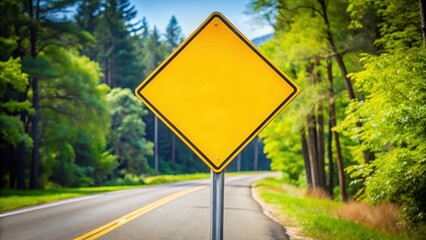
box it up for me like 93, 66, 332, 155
340, 48, 426, 227
104, 174, 145, 186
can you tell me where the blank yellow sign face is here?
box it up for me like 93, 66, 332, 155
135, 12, 300, 172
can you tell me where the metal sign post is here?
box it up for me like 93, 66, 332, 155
211, 170, 224, 240
134, 11, 300, 240
135, 12, 300, 174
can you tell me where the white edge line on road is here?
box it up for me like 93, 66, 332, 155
0, 195, 100, 218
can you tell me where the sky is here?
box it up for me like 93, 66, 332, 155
131, 0, 274, 40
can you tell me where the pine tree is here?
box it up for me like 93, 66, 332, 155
164, 16, 184, 164
77, 0, 143, 89
75, 0, 101, 59
165, 16, 184, 51
24, 0, 92, 188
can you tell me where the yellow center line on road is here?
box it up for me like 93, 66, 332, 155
74, 185, 207, 240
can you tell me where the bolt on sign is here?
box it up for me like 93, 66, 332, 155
135, 12, 300, 173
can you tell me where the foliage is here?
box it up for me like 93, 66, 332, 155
260, 113, 304, 183
257, 16, 329, 184
143, 26, 168, 75
253, 0, 355, 197
250, 0, 426, 222
2, 0, 216, 189
107, 88, 153, 177
77, 0, 144, 89
1, 0, 214, 189
336, 0, 426, 227
103, 173, 146, 186
165, 15, 184, 51
254, 177, 423, 239
347, 0, 422, 50
339, 48, 426, 226
32, 46, 112, 187
0, 58, 32, 147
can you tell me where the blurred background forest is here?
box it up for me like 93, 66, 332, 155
0, 0, 425, 229
0, 0, 270, 191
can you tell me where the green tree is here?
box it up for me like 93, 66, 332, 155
165, 15, 184, 51
260, 113, 305, 183
164, 16, 184, 165
339, 48, 426, 227
0, 57, 32, 189
250, 0, 358, 200
0, 0, 92, 188
107, 88, 153, 177
140, 17, 150, 42
34, 47, 112, 187
77, 0, 143, 89
141, 26, 167, 174
25, 0, 95, 188
75, 0, 101, 59
0, 58, 31, 148
339, 0, 426, 226
347, 0, 422, 50
143, 26, 167, 75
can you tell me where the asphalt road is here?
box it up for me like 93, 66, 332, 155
0, 172, 288, 240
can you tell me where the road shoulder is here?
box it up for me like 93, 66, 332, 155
251, 181, 313, 240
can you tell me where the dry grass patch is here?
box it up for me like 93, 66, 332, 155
305, 187, 332, 200
337, 201, 400, 233
253, 178, 424, 239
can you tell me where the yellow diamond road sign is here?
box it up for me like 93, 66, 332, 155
135, 12, 300, 173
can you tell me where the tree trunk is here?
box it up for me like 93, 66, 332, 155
29, 0, 40, 189
327, 61, 347, 201
13, 20, 28, 190
16, 142, 26, 190
307, 115, 319, 188
17, 91, 28, 190
9, 146, 16, 188
313, 59, 326, 189
420, 0, 426, 47
253, 137, 259, 171
305, 63, 320, 188
0, 146, 12, 189
327, 61, 334, 198
171, 135, 176, 163
29, 64, 40, 189
317, 0, 356, 100
301, 130, 312, 186
237, 154, 241, 172
113, 134, 121, 179
103, 22, 111, 86
332, 113, 347, 202
107, 59, 111, 86
318, 0, 375, 164
111, 56, 116, 87
327, 118, 334, 198
154, 115, 159, 175
317, 99, 326, 189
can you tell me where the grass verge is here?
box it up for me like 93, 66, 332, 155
143, 171, 254, 185
253, 177, 422, 240
144, 172, 211, 185
0, 186, 138, 213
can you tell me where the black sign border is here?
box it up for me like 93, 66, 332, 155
136, 13, 298, 171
